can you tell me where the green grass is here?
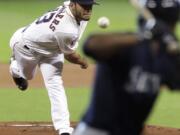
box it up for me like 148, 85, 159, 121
0, 88, 51, 121
0, 88, 180, 128
0, 88, 91, 122
146, 90, 180, 128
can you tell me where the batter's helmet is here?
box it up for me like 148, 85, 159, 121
70, 0, 99, 5
138, 0, 180, 26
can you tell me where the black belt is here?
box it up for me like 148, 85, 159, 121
23, 45, 36, 54
24, 45, 30, 50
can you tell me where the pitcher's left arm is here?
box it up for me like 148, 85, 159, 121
65, 52, 88, 69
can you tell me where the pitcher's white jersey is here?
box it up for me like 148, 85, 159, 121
22, 1, 88, 55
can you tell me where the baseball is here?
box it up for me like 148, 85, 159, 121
97, 16, 110, 28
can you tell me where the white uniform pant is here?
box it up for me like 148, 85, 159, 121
9, 29, 73, 134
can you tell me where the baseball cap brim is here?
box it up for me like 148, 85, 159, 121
71, 0, 99, 5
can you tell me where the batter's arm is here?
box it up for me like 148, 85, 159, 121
65, 52, 88, 69
83, 32, 140, 60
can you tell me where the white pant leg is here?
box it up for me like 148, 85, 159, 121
9, 28, 38, 80
73, 122, 109, 135
39, 54, 73, 134
10, 58, 21, 78
11, 44, 38, 80
9, 27, 25, 50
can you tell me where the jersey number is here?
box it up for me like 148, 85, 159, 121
36, 12, 55, 24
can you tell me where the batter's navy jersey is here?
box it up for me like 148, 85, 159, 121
82, 40, 180, 135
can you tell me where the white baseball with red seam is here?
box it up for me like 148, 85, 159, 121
97, 16, 110, 28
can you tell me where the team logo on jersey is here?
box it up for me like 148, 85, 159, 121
125, 66, 160, 94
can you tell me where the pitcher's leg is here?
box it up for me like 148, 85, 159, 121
10, 44, 38, 80
39, 55, 73, 135
9, 29, 37, 90
9, 56, 29, 90
10, 56, 21, 78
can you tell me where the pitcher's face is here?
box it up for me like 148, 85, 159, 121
72, 2, 93, 21
77, 3, 93, 21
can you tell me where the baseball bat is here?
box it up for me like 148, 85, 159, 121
130, 0, 179, 53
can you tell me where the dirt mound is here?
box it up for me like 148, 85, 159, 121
0, 122, 180, 135
0, 63, 95, 88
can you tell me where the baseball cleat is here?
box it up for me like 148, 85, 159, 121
60, 133, 70, 135
12, 76, 28, 91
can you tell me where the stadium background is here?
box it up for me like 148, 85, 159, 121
0, 0, 180, 134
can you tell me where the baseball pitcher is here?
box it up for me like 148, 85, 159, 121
9, 0, 99, 135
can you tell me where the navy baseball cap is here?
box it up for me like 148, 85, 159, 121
70, 0, 99, 5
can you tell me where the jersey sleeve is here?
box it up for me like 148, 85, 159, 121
54, 32, 79, 54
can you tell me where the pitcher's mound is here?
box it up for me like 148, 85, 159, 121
0, 122, 180, 135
